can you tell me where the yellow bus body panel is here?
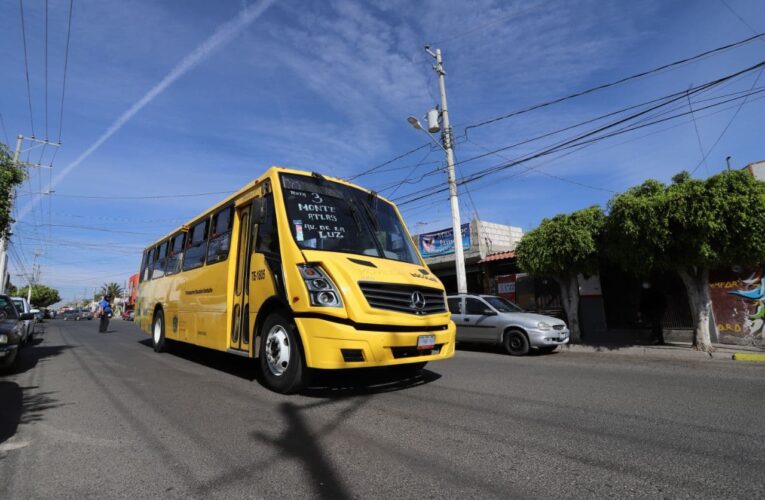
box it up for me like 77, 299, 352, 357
136, 166, 456, 370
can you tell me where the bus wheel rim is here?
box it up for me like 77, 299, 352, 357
153, 319, 161, 344
265, 325, 290, 376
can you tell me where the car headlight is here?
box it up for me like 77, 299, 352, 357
0, 334, 7, 344
298, 265, 343, 308
537, 322, 552, 331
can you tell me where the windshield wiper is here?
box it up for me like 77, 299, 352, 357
359, 193, 379, 231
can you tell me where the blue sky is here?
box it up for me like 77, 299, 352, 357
0, 0, 763, 303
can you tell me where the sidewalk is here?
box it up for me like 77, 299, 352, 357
560, 341, 765, 361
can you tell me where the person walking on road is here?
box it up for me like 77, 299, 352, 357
97, 295, 113, 333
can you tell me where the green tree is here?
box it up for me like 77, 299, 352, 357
100, 282, 124, 299
16, 284, 61, 308
605, 170, 765, 352
515, 206, 605, 342
0, 143, 27, 238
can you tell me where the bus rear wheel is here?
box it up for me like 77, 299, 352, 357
259, 311, 305, 394
152, 310, 167, 353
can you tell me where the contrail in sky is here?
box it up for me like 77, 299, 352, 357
18, 0, 276, 221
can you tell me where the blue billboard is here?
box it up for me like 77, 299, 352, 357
418, 223, 471, 258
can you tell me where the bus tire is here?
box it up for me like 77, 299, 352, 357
259, 311, 305, 394
152, 310, 167, 353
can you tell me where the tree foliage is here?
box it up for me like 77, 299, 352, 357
605, 170, 765, 276
605, 170, 765, 350
16, 284, 61, 308
516, 206, 605, 342
0, 143, 27, 239
516, 206, 605, 278
100, 282, 124, 299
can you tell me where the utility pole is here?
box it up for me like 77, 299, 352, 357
0, 134, 59, 294
0, 135, 24, 295
426, 46, 467, 294
27, 249, 42, 305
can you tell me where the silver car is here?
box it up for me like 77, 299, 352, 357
447, 294, 569, 355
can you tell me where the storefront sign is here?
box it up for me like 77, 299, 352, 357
497, 274, 517, 301
418, 223, 471, 258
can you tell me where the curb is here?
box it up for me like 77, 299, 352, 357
732, 353, 765, 362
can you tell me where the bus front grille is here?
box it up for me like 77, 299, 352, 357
358, 282, 447, 315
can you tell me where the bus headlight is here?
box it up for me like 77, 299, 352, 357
0, 334, 7, 344
298, 265, 343, 308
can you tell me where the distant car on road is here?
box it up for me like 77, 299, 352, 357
10, 297, 33, 345
62, 309, 81, 321
447, 294, 570, 355
0, 295, 36, 371
121, 309, 134, 321
80, 309, 94, 321
30, 308, 43, 322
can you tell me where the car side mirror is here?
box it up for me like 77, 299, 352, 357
20, 313, 34, 320
483, 309, 497, 316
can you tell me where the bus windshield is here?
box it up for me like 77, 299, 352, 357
280, 173, 420, 264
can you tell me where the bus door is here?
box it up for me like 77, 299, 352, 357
249, 194, 280, 352
231, 205, 252, 352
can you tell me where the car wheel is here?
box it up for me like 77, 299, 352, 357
503, 329, 529, 356
537, 346, 557, 354
258, 311, 306, 394
152, 310, 166, 353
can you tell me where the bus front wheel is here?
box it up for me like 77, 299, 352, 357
152, 310, 167, 353
259, 311, 305, 394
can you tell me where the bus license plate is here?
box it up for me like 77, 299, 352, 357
417, 335, 436, 350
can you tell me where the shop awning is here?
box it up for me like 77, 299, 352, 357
479, 251, 515, 263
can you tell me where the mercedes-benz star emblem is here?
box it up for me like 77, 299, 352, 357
411, 291, 426, 310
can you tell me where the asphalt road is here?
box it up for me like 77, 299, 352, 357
1, 319, 763, 499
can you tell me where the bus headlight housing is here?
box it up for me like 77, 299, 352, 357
0, 334, 7, 344
298, 265, 343, 308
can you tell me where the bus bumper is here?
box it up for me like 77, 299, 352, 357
294, 317, 456, 369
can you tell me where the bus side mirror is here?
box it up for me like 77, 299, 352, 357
252, 197, 266, 224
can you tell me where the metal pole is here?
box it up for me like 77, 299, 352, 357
726, 156, 732, 171
430, 47, 468, 294
0, 135, 24, 295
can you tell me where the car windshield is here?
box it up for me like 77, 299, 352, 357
0, 297, 20, 320
280, 173, 421, 264
484, 296, 524, 313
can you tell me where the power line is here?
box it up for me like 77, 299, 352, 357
17, 189, 235, 200
689, 0, 765, 174
381, 148, 436, 197
462, 32, 765, 137
686, 87, 709, 175
57, 0, 73, 143
19, 0, 36, 137
450, 61, 765, 174
395, 73, 765, 206
346, 142, 431, 181
0, 112, 9, 145
44, 0, 49, 140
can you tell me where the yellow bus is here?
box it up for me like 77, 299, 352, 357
136, 167, 456, 393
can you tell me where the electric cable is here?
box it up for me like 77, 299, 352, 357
462, 32, 765, 138
19, 0, 36, 137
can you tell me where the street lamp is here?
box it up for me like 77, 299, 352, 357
406, 49, 468, 296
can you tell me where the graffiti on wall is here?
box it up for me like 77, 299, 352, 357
710, 265, 764, 346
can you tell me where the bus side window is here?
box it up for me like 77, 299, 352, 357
207, 206, 233, 264
183, 219, 209, 271
153, 241, 168, 279
139, 250, 149, 283
145, 247, 156, 281
166, 233, 185, 275
255, 195, 278, 254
